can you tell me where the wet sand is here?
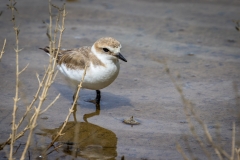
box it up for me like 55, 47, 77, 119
0, 0, 240, 159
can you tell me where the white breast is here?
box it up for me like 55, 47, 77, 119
84, 61, 120, 90
57, 60, 120, 90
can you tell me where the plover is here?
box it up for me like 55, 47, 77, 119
40, 37, 127, 104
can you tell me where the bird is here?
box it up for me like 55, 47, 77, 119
40, 37, 127, 105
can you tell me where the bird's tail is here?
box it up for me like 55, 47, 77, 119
39, 46, 54, 55
39, 46, 62, 62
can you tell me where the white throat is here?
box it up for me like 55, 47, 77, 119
91, 45, 117, 64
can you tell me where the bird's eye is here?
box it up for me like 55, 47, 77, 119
103, 48, 109, 52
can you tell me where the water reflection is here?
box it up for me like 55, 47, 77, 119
83, 104, 100, 123
41, 104, 117, 159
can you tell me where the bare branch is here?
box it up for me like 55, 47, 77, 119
40, 93, 60, 114
231, 122, 236, 160
0, 38, 6, 60
20, 2, 66, 159
19, 63, 29, 75
45, 65, 87, 151
176, 143, 190, 160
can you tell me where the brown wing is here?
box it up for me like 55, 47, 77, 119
40, 46, 91, 70
58, 46, 91, 70
40, 46, 105, 69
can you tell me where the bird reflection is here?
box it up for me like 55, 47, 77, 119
83, 103, 100, 123
72, 101, 100, 122
40, 103, 117, 159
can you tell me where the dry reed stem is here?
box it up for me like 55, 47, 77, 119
18, 67, 59, 159
0, 71, 50, 151
0, 1, 66, 159
46, 65, 88, 151
51, 3, 66, 70
159, 59, 238, 160
1, 125, 30, 148
183, 135, 196, 160
19, 2, 66, 159
7, 0, 24, 159
18, 63, 29, 75
235, 148, 240, 160
162, 60, 212, 159
16, 72, 48, 128
0, 38, 6, 60
184, 96, 231, 159
176, 143, 190, 160
231, 123, 236, 160
13, 143, 22, 155
40, 93, 60, 114
47, 144, 63, 155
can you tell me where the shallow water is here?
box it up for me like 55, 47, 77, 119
0, 0, 240, 159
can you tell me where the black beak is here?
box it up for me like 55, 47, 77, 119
117, 53, 127, 62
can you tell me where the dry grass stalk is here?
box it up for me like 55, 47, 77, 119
231, 123, 236, 160
0, 72, 49, 151
0, 38, 6, 60
0, 1, 67, 159
159, 59, 239, 160
236, 148, 240, 160
47, 144, 63, 156
46, 65, 88, 152
7, 0, 24, 159
19, 2, 66, 160
176, 143, 190, 160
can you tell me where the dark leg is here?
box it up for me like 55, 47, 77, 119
73, 92, 76, 102
73, 103, 78, 122
95, 90, 101, 104
72, 88, 78, 121
84, 90, 101, 104
72, 91, 77, 104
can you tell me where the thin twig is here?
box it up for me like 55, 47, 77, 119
40, 93, 60, 114
0, 125, 30, 150
19, 2, 66, 159
19, 63, 29, 75
13, 143, 23, 155
235, 148, 240, 160
176, 143, 190, 160
9, 0, 21, 159
12, 72, 48, 132
52, 3, 66, 70
47, 144, 63, 155
46, 65, 88, 151
0, 38, 6, 60
163, 61, 212, 159
160, 59, 238, 160
231, 122, 235, 160
182, 135, 196, 160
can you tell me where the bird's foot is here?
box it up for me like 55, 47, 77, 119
84, 99, 100, 105
84, 90, 101, 105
